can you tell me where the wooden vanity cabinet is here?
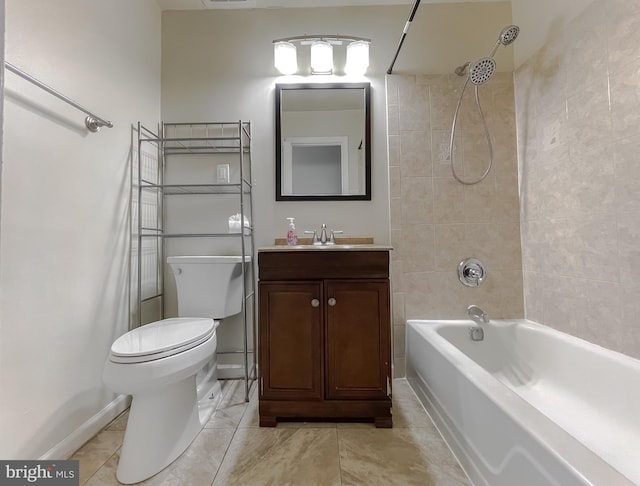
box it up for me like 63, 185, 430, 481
258, 249, 392, 428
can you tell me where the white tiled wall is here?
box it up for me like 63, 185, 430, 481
386, 73, 523, 376
515, 0, 640, 359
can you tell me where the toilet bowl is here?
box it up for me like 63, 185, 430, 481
103, 255, 250, 484
103, 318, 217, 484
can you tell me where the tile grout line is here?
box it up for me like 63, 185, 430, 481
336, 425, 344, 485
209, 378, 256, 486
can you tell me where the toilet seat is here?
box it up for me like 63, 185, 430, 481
110, 318, 216, 364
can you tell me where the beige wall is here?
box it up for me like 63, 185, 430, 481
161, 7, 400, 249
160, 3, 514, 251
511, 0, 597, 67
1, 0, 161, 459
160, 7, 405, 369
387, 73, 522, 375
383, 1, 516, 76
513, 0, 640, 358
161, 3, 514, 377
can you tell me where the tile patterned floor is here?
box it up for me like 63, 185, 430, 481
71, 379, 470, 485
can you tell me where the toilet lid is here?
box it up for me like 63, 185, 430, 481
110, 318, 216, 364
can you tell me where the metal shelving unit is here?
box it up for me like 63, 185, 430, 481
135, 120, 256, 401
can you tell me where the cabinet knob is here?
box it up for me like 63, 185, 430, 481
311, 298, 320, 308
328, 298, 337, 306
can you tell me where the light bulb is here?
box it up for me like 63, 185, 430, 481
345, 41, 369, 75
310, 41, 333, 75
274, 41, 297, 75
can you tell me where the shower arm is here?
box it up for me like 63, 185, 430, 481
455, 61, 471, 76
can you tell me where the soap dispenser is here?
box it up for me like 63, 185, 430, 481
286, 217, 297, 246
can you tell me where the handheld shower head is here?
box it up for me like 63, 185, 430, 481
468, 57, 496, 85
487, 24, 520, 57
453, 25, 519, 78
499, 25, 520, 46
449, 25, 519, 184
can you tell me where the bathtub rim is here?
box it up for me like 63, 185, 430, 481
406, 318, 636, 486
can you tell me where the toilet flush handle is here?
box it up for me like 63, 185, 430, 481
173, 267, 183, 275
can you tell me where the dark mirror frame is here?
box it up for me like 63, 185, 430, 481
275, 82, 371, 201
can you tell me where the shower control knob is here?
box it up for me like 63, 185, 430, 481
464, 268, 481, 279
458, 258, 486, 287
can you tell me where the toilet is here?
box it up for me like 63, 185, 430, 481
103, 255, 250, 484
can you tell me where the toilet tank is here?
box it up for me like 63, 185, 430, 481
167, 256, 251, 318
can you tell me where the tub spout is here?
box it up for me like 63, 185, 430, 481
467, 305, 489, 325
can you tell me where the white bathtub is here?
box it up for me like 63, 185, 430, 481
406, 319, 639, 486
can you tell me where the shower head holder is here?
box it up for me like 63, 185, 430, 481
454, 61, 471, 77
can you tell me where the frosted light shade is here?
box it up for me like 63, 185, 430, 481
310, 41, 333, 74
345, 41, 369, 75
274, 41, 298, 75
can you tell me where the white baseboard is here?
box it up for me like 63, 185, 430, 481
216, 353, 257, 380
217, 363, 244, 379
39, 395, 131, 460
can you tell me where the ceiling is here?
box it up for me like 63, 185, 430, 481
156, 0, 494, 10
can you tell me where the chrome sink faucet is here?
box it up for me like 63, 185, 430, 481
319, 224, 329, 244
467, 305, 489, 325
304, 224, 343, 245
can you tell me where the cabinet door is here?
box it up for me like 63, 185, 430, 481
259, 282, 323, 400
325, 280, 391, 400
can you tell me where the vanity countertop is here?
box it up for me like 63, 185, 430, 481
259, 244, 393, 252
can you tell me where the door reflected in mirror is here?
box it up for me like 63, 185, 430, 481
276, 83, 371, 201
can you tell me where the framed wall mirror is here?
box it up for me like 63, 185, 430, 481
276, 82, 371, 201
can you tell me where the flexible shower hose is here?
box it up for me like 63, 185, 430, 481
449, 77, 493, 185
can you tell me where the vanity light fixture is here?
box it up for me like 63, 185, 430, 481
273, 35, 372, 76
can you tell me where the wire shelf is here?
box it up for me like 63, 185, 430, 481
135, 120, 256, 402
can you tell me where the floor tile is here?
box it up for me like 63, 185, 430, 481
84, 428, 235, 486
391, 379, 440, 429
142, 428, 235, 486
83, 451, 121, 486
75, 378, 469, 486
212, 428, 341, 486
277, 421, 338, 428
204, 379, 252, 429
236, 387, 259, 428
70, 430, 125, 485
337, 427, 469, 486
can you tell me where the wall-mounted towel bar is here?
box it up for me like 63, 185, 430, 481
4, 61, 114, 133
